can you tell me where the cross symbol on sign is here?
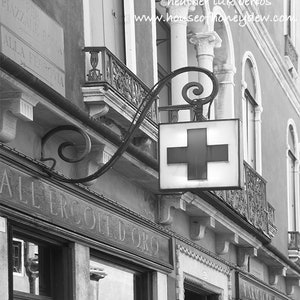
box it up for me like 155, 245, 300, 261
167, 128, 229, 180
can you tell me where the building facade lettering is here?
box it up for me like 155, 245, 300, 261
0, 161, 171, 266
238, 275, 290, 300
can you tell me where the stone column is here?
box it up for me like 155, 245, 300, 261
0, 217, 8, 300
189, 32, 221, 119
73, 243, 90, 300
160, 0, 196, 122
214, 64, 236, 119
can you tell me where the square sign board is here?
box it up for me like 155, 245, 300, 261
159, 119, 242, 191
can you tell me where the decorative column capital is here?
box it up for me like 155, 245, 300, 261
90, 267, 107, 281
189, 32, 222, 56
160, 0, 196, 24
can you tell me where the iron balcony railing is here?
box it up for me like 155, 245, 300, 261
285, 35, 298, 72
288, 231, 300, 251
213, 161, 277, 238
83, 46, 157, 124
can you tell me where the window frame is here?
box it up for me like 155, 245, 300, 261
287, 122, 300, 232
12, 238, 25, 277
244, 88, 258, 169
184, 276, 223, 300
241, 52, 262, 174
8, 223, 72, 300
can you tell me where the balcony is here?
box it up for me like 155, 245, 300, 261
82, 47, 157, 127
212, 161, 277, 239
285, 35, 298, 72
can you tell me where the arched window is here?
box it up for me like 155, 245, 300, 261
287, 121, 299, 231
212, 6, 235, 119
241, 52, 262, 173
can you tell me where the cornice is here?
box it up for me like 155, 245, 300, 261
176, 243, 231, 276
232, 1, 300, 116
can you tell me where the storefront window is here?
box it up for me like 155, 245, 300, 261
11, 229, 70, 300
90, 257, 151, 300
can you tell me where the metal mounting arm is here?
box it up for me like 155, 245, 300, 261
40, 66, 218, 183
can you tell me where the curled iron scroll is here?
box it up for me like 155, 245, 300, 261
39, 67, 218, 183
41, 125, 91, 170
181, 69, 219, 120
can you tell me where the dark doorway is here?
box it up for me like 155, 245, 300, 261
185, 281, 220, 300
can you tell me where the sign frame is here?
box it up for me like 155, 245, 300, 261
158, 118, 243, 192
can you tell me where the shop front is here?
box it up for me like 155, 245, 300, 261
0, 145, 173, 300
237, 273, 291, 300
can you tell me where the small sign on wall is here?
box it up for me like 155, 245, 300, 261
159, 119, 242, 191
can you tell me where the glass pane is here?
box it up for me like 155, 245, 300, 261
13, 239, 23, 274
247, 100, 255, 168
90, 258, 135, 300
13, 236, 52, 297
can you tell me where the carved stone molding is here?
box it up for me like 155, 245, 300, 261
159, 193, 193, 225
190, 216, 215, 240
0, 110, 18, 143
286, 277, 300, 295
82, 85, 157, 141
269, 267, 286, 286
176, 243, 230, 300
82, 86, 110, 119
216, 233, 239, 255
237, 247, 258, 268
0, 92, 38, 143
76, 144, 112, 186
177, 244, 231, 276
189, 32, 222, 57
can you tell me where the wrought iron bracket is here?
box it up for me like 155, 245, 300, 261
40, 66, 218, 183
